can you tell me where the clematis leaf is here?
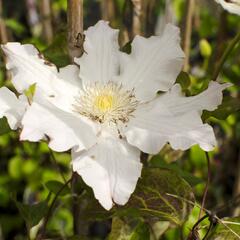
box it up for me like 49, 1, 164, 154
129, 222, 150, 240
13, 199, 48, 228
124, 168, 194, 225
0, 117, 11, 135
108, 217, 131, 240
207, 217, 240, 240
109, 218, 150, 240
149, 156, 203, 186
43, 33, 71, 68
176, 71, 191, 90
45, 180, 71, 196
202, 96, 240, 121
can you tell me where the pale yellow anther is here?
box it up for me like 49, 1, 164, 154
95, 95, 113, 111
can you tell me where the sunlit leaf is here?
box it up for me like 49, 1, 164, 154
207, 217, 240, 240
124, 168, 194, 225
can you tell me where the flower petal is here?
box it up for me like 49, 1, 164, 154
75, 20, 120, 86
0, 87, 28, 129
21, 90, 98, 152
1, 43, 58, 94
125, 82, 230, 153
72, 136, 142, 210
215, 0, 240, 15
117, 24, 184, 101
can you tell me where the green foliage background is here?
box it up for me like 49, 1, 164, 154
0, 0, 240, 239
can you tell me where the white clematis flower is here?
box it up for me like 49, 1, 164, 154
215, 0, 240, 15
0, 87, 28, 130
1, 21, 230, 210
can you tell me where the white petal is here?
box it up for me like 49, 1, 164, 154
75, 20, 120, 86
160, 81, 232, 114
215, 0, 240, 15
117, 24, 184, 101
50, 65, 82, 112
0, 87, 28, 129
72, 136, 142, 210
20, 91, 98, 152
1, 43, 58, 94
125, 82, 230, 153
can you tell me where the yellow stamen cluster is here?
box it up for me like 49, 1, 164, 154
73, 82, 138, 124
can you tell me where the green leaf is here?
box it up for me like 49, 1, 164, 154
14, 200, 48, 228
202, 96, 240, 121
130, 222, 150, 240
176, 71, 191, 90
109, 219, 150, 240
121, 41, 132, 54
108, 217, 131, 240
150, 156, 203, 186
124, 168, 194, 225
8, 157, 23, 179
0, 117, 11, 135
5, 18, 25, 35
43, 33, 71, 68
45, 180, 70, 196
207, 217, 240, 240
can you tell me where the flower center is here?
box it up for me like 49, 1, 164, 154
95, 94, 114, 112
73, 82, 138, 124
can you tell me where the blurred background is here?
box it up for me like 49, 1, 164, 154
0, 0, 240, 239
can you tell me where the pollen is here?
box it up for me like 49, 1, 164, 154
95, 94, 114, 112
73, 82, 138, 124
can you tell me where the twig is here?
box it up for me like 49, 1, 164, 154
40, 0, 53, 44
132, 0, 142, 36
101, 0, 115, 22
37, 178, 72, 240
49, 150, 67, 183
212, 31, 240, 81
182, 0, 195, 72
0, 0, 7, 43
167, 193, 240, 239
198, 152, 211, 220
67, 0, 84, 61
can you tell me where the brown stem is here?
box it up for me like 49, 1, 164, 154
0, 0, 7, 43
37, 178, 72, 240
25, 0, 40, 36
198, 152, 211, 220
67, 0, 84, 61
40, 0, 53, 44
182, 0, 195, 72
233, 151, 240, 216
131, 0, 142, 36
101, 0, 115, 22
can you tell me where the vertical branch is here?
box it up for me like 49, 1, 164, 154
67, 0, 87, 235
40, 0, 53, 44
25, 0, 41, 36
67, 0, 83, 61
101, 0, 115, 22
0, 0, 7, 43
198, 152, 211, 220
182, 0, 195, 72
132, 0, 142, 36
